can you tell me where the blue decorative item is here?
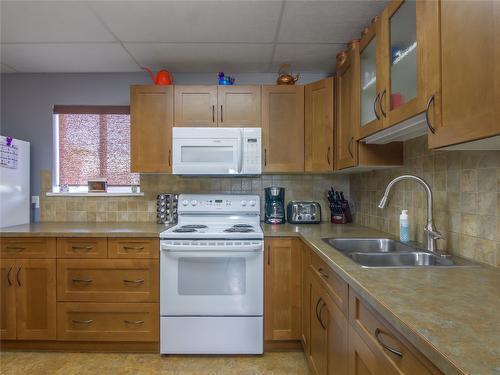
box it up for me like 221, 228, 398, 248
218, 72, 235, 85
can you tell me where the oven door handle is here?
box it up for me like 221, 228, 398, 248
161, 244, 263, 252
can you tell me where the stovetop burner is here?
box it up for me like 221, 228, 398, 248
224, 227, 255, 233
180, 225, 208, 229
232, 224, 254, 228
173, 228, 197, 233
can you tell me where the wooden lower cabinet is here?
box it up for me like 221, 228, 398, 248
307, 269, 348, 375
264, 238, 301, 342
300, 241, 310, 351
0, 258, 56, 340
349, 324, 392, 375
57, 302, 158, 342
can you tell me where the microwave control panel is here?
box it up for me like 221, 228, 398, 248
242, 129, 261, 174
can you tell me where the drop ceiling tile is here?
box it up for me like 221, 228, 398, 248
90, 1, 282, 43
279, 1, 389, 43
125, 43, 273, 73
272, 43, 344, 73
0, 43, 139, 73
0, 1, 115, 43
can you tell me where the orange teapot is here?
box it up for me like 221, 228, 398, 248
142, 67, 173, 85
277, 64, 299, 85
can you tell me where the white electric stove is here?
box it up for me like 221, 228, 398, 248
159, 194, 263, 355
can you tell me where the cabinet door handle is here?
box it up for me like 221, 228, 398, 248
425, 94, 436, 134
379, 89, 387, 118
168, 149, 172, 167
267, 245, 270, 265
124, 319, 144, 325
6, 246, 26, 251
348, 137, 354, 158
318, 268, 329, 279
212, 105, 215, 123
327, 146, 331, 165
375, 328, 403, 357
373, 92, 381, 120
123, 246, 145, 251
72, 278, 93, 284
318, 302, 327, 330
7, 266, 13, 286
16, 267, 21, 286
264, 149, 267, 166
220, 105, 223, 123
72, 319, 94, 325
71, 246, 93, 252
315, 297, 323, 321
123, 279, 144, 285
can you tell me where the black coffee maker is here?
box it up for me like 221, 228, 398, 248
264, 187, 286, 224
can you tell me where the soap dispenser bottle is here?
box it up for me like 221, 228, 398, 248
400, 210, 410, 242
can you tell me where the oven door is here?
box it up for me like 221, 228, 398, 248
172, 135, 242, 175
160, 242, 263, 316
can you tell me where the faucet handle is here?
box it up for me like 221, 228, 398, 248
425, 228, 444, 240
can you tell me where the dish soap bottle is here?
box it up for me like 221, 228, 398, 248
400, 210, 410, 242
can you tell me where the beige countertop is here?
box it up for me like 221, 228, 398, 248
1, 221, 498, 374
263, 223, 500, 375
0, 222, 168, 237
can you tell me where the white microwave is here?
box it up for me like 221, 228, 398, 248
172, 127, 261, 175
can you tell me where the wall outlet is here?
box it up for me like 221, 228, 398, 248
31, 195, 40, 208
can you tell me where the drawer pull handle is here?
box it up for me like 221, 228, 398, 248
6, 246, 26, 251
318, 268, 329, 279
72, 319, 94, 325
72, 278, 93, 284
123, 246, 145, 251
124, 320, 144, 325
71, 246, 93, 252
123, 279, 144, 285
375, 328, 403, 358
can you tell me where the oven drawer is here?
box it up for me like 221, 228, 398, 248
108, 238, 159, 259
0, 237, 56, 258
57, 302, 159, 342
57, 259, 159, 302
57, 237, 107, 258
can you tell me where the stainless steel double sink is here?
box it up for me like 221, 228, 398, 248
322, 238, 476, 268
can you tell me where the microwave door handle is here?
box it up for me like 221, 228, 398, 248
237, 130, 244, 173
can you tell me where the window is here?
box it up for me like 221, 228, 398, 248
53, 105, 139, 192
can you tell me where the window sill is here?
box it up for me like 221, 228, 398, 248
46, 192, 145, 197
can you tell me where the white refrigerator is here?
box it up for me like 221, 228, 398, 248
0, 136, 30, 228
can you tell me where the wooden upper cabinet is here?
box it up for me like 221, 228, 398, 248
336, 45, 359, 170
428, 0, 500, 149
16, 259, 57, 340
130, 85, 173, 173
217, 85, 261, 127
264, 238, 301, 341
0, 259, 16, 340
262, 85, 305, 172
305, 78, 335, 172
358, 17, 385, 139
174, 85, 218, 127
379, 0, 440, 129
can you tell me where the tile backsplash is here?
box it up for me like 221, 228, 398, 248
40, 171, 349, 223
350, 136, 500, 267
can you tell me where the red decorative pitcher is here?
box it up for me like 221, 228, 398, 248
142, 67, 173, 85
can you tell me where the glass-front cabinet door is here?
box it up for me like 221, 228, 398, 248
358, 17, 384, 139
381, 0, 440, 128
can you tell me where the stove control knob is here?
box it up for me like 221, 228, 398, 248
182, 199, 189, 206
249, 200, 256, 207
191, 200, 198, 206
241, 200, 247, 207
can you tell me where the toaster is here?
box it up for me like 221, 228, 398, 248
287, 201, 321, 224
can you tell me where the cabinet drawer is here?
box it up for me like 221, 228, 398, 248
309, 251, 348, 315
57, 238, 107, 258
0, 237, 56, 258
57, 259, 159, 302
57, 302, 158, 342
349, 291, 442, 375
108, 238, 159, 259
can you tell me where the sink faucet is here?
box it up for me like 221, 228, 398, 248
378, 175, 442, 253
